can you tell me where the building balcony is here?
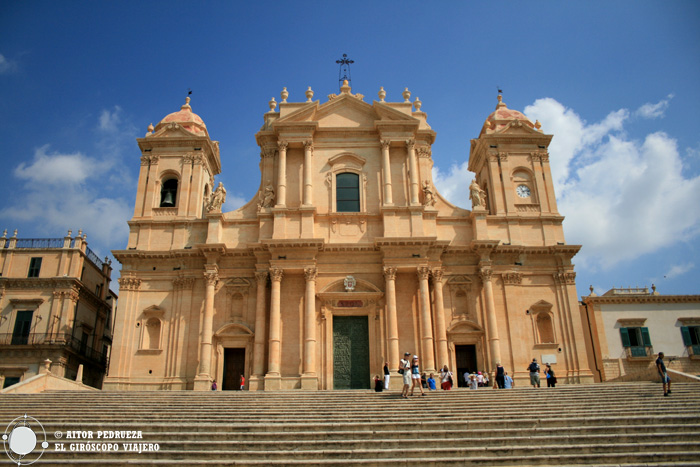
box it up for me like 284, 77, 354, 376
625, 345, 654, 360
0, 333, 108, 367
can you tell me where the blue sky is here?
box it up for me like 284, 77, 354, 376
1, 1, 699, 297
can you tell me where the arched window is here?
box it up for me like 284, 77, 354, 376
160, 178, 178, 207
336, 173, 360, 212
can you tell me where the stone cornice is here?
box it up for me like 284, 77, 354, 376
582, 294, 700, 305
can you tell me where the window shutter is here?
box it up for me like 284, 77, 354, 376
681, 326, 692, 346
641, 327, 652, 346
619, 327, 631, 347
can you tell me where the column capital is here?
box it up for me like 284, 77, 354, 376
269, 267, 284, 282
416, 266, 430, 281
255, 271, 269, 284
405, 138, 416, 150
277, 140, 288, 150
304, 139, 314, 150
203, 271, 219, 287
431, 268, 444, 283
304, 267, 317, 282
383, 266, 397, 280
479, 267, 493, 283
380, 139, 391, 149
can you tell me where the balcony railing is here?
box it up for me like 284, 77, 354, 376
0, 333, 107, 366
625, 345, 654, 358
14, 238, 69, 249
85, 245, 104, 269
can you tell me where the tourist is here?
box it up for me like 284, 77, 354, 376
527, 358, 541, 388
383, 362, 390, 390
421, 372, 428, 389
656, 352, 671, 396
483, 372, 490, 388
427, 373, 437, 390
400, 352, 411, 398
239, 374, 245, 390
374, 375, 384, 392
477, 371, 484, 387
495, 363, 505, 389
440, 365, 453, 390
463, 370, 470, 387
409, 355, 425, 396
469, 373, 478, 390
504, 372, 514, 389
545, 364, 557, 388
211, 380, 217, 391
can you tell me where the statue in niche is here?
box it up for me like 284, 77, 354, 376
258, 180, 275, 210
422, 180, 436, 207
206, 182, 227, 212
469, 179, 486, 209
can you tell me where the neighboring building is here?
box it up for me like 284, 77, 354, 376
0, 229, 115, 389
105, 83, 594, 392
581, 286, 700, 382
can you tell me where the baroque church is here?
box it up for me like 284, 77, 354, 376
103, 81, 594, 391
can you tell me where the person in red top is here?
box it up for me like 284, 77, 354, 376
239, 374, 245, 390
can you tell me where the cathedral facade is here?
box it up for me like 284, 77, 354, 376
104, 82, 594, 391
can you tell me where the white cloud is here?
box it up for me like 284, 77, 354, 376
99, 106, 123, 133
14, 145, 100, 185
432, 160, 471, 207
664, 263, 695, 279
635, 94, 674, 119
0, 54, 18, 74
223, 194, 247, 211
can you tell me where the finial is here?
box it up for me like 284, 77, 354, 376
414, 97, 422, 111
280, 87, 288, 103
340, 79, 351, 94
336, 53, 354, 91
67, 230, 72, 237
402, 87, 411, 103
146, 123, 154, 136
182, 96, 192, 110
268, 97, 277, 112
1, 229, 6, 238
651, 284, 658, 295
78, 229, 82, 237
378, 87, 386, 102
589, 285, 597, 297
496, 94, 506, 108
305, 86, 314, 102
534, 120, 542, 130
12, 229, 18, 237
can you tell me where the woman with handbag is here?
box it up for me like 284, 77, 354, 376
545, 364, 557, 388
439, 365, 453, 390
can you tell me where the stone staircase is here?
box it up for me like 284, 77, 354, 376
1, 382, 700, 466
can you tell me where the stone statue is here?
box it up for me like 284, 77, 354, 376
422, 180, 436, 207
258, 180, 275, 209
207, 182, 227, 213
469, 179, 486, 209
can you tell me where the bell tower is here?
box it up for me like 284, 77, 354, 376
468, 95, 563, 245
127, 97, 221, 248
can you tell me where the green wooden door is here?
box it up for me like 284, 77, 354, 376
333, 316, 370, 389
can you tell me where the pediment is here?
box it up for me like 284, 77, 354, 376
448, 275, 473, 285
495, 120, 542, 136
274, 102, 319, 124
447, 319, 483, 333
373, 102, 420, 122
531, 300, 553, 310
214, 322, 253, 337
142, 305, 165, 318
319, 277, 382, 294
317, 103, 377, 128
150, 122, 199, 138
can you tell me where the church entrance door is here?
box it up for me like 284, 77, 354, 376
455, 345, 478, 387
333, 316, 370, 389
223, 348, 245, 390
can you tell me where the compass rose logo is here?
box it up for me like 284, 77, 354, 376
2, 414, 48, 465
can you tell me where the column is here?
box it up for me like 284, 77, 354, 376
267, 268, 283, 375
431, 268, 449, 369
252, 271, 268, 377
383, 267, 399, 368
276, 141, 287, 207
380, 140, 393, 205
406, 139, 420, 205
198, 268, 219, 378
303, 140, 313, 206
480, 266, 502, 365
303, 267, 317, 377
417, 266, 435, 371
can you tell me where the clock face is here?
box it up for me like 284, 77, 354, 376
516, 184, 531, 198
